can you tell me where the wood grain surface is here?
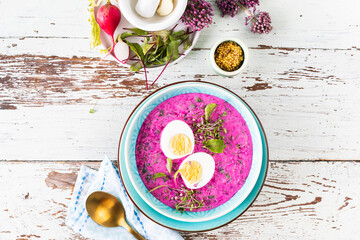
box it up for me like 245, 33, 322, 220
1, 0, 360, 238
0, 161, 358, 240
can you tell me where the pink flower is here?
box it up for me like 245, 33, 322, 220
181, 0, 214, 31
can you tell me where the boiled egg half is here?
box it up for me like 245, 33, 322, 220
178, 152, 215, 189
160, 120, 195, 159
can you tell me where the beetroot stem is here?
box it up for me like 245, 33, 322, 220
151, 51, 173, 87
133, 47, 148, 90
170, 24, 178, 33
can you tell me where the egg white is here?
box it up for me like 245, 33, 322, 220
179, 152, 215, 189
160, 120, 195, 159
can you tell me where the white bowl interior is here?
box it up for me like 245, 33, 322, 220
117, 0, 187, 31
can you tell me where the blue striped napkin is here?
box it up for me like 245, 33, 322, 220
66, 156, 183, 240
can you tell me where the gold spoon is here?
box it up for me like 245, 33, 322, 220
86, 191, 145, 240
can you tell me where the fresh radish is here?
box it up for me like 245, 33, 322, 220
96, 0, 121, 42
113, 40, 130, 63
96, 0, 125, 62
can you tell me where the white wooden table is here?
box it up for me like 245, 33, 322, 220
1, 0, 360, 239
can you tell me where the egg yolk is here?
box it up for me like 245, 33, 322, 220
170, 134, 192, 156
180, 161, 202, 184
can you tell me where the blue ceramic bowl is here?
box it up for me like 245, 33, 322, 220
121, 81, 264, 222
118, 123, 268, 231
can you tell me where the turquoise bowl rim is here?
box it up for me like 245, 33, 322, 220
122, 81, 263, 222
117, 81, 269, 232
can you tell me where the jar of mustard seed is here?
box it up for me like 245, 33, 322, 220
209, 38, 248, 77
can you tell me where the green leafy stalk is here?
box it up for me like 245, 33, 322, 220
166, 158, 172, 174
148, 185, 169, 193
152, 172, 167, 180
173, 169, 181, 186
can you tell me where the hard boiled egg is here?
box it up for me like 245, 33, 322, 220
160, 120, 195, 159
179, 152, 215, 189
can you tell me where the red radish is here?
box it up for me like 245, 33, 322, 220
96, 0, 121, 43
96, 0, 125, 63
113, 40, 130, 63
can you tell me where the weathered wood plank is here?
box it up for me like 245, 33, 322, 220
0, 161, 358, 239
1, 47, 359, 160
1, 0, 360, 51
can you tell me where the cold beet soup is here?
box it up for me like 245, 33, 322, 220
135, 93, 253, 212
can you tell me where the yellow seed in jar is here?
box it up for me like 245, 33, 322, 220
214, 41, 244, 72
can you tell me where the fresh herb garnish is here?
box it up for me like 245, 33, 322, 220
173, 169, 181, 186
152, 172, 167, 180
194, 103, 227, 153
195, 97, 203, 102
148, 185, 169, 193
174, 188, 204, 212
203, 139, 226, 153
204, 103, 218, 122
89, 108, 95, 114
117, 28, 192, 89
166, 158, 172, 174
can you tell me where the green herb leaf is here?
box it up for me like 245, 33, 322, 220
148, 185, 168, 193
183, 37, 192, 50
205, 103, 218, 122
125, 41, 144, 59
89, 108, 95, 114
166, 158, 172, 174
130, 61, 143, 72
173, 169, 181, 186
203, 139, 226, 153
152, 172, 167, 180
153, 30, 171, 39
120, 31, 138, 40
128, 28, 149, 36
166, 40, 180, 61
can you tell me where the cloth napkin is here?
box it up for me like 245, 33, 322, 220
66, 156, 183, 240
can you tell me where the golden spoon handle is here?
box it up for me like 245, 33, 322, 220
121, 221, 146, 240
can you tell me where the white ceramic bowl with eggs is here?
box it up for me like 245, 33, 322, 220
117, 0, 188, 31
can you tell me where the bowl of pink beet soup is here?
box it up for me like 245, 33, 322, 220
121, 81, 264, 222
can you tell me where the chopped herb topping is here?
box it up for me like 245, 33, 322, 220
174, 188, 204, 212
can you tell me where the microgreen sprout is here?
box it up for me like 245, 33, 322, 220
193, 103, 227, 153
174, 188, 205, 212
